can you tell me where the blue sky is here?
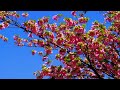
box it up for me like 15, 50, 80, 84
0, 11, 108, 79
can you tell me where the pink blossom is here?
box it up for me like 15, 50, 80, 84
28, 33, 33, 38
95, 53, 99, 57
22, 12, 29, 17
117, 70, 120, 76
42, 56, 48, 61
100, 49, 105, 53
52, 15, 59, 21
71, 11, 76, 16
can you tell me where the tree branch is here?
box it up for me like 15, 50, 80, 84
83, 43, 103, 79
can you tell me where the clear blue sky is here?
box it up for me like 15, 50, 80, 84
0, 11, 109, 79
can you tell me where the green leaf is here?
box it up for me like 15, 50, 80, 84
75, 16, 78, 18
82, 24, 86, 28
77, 61, 82, 66
45, 31, 49, 35
33, 20, 36, 22
58, 14, 63, 17
48, 60, 52, 63
94, 20, 98, 23
58, 65, 62, 71
74, 57, 81, 61
100, 29, 105, 34
87, 17, 90, 21
64, 18, 69, 20
66, 59, 71, 62
64, 56, 71, 62
118, 37, 120, 40
100, 59, 109, 63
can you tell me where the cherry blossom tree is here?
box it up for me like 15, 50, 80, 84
0, 11, 120, 79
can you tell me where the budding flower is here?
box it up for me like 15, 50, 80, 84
38, 51, 43, 56
3, 37, 8, 42
32, 39, 38, 44
71, 11, 76, 16
28, 42, 32, 47
28, 33, 33, 38
42, 56, 48, 61
84, 59, 89, 64
13, 35, 18, 40
52, 14, 62, 21
22, 12, 29, 17
23, 39, 28, 42
52, 15, 59, 21
32, 50, 37, 55
89, 72, 96, 77
118, 64, 120, 68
